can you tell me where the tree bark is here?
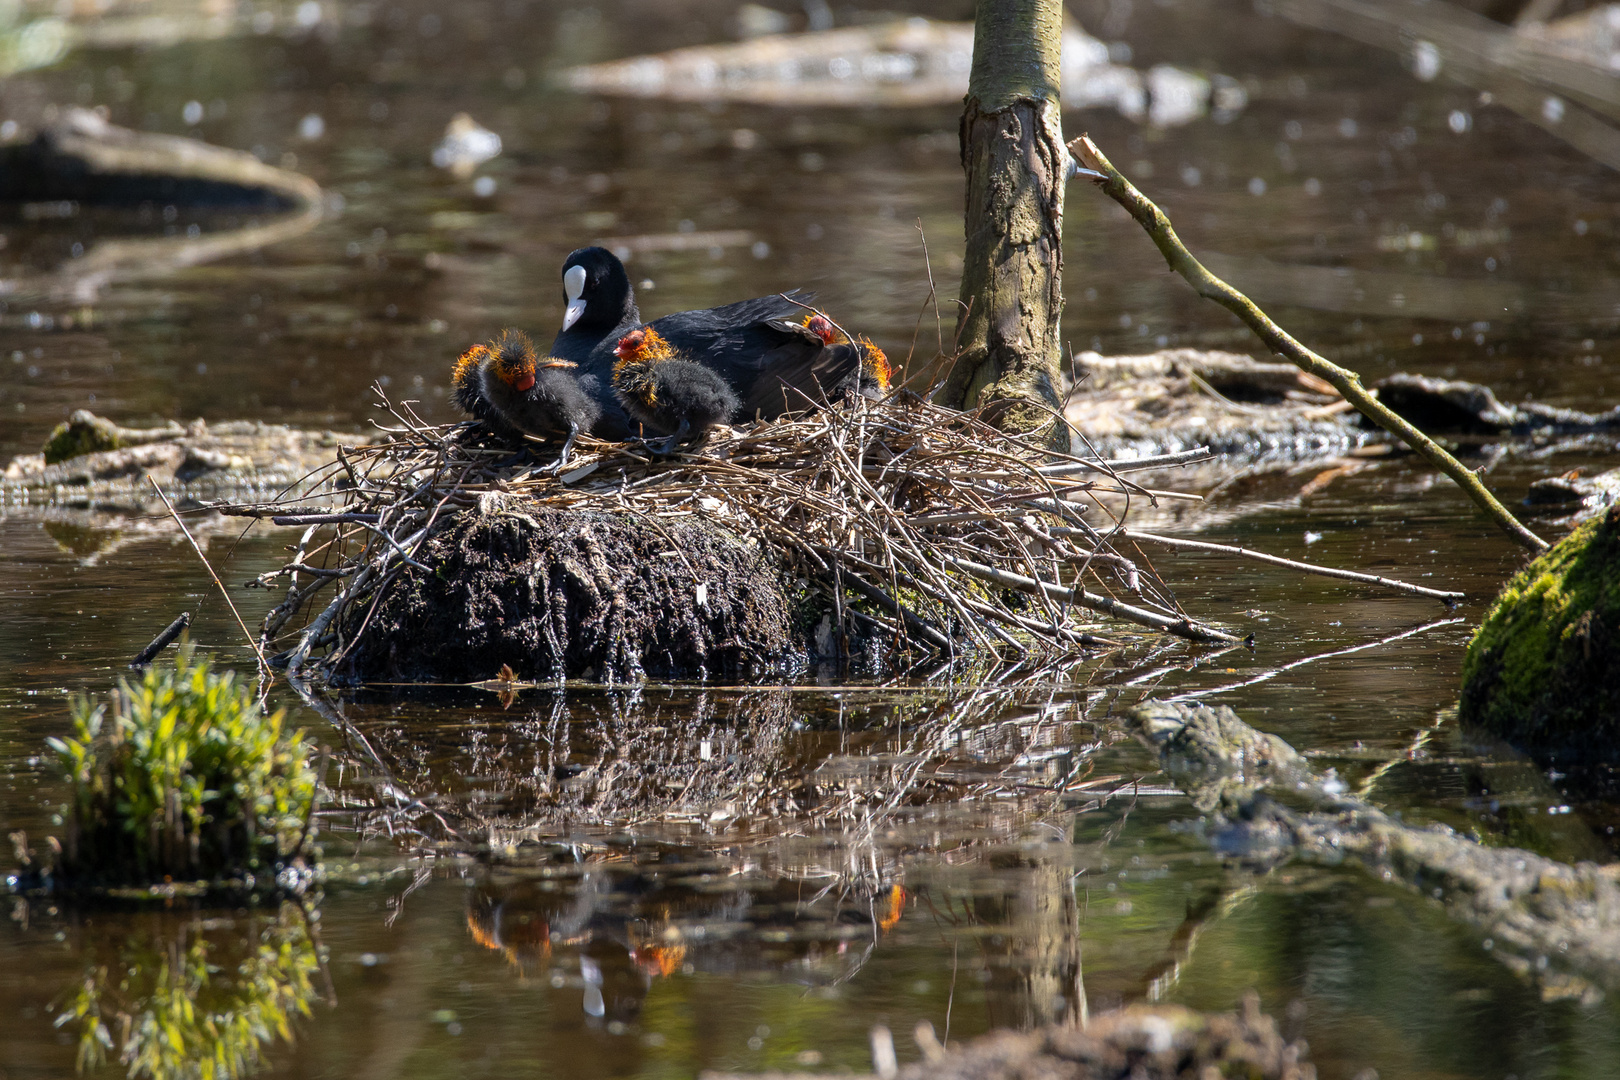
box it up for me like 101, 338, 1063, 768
936, 0, 1069, 448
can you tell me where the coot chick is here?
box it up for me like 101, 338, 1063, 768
451, 328, 600, 470
792, 313, 893, 399
549, 246, 862, 422
612, 326, 740, 451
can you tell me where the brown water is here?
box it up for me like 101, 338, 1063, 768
4, 1, 1620, 1077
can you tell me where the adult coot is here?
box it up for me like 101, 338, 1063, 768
452, 328, 601, 470
611, 326, 740, 451
549, 246, 869, 425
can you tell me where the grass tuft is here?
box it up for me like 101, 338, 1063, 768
46, 651, 318, 893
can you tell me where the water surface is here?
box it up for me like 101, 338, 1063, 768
4, 1, 1620, 1077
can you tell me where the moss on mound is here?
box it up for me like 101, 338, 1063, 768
41, 410, 124, 464
1460, 503, 1620, 758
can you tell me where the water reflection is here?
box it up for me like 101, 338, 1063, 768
462, 865, 911, 1027
0, 107, 323, 306
46, 901, 322, 1080
4, 0, 1620, 1076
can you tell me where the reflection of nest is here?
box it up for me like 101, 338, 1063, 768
244, 389, 1234, 684
317, 676, 1122, 854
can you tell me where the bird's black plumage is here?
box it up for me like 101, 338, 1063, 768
549, 246, 863, 427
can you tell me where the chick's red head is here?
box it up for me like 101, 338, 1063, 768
806, 314, 838, 345
614, 326, 676, 363
614, 327, 647, 360
491, 328, 538, 391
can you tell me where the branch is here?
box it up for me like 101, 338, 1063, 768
1116, 529, 1463, 603
1068, 134, 1547, 554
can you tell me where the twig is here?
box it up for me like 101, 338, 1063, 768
1069, 134, 1547, 554
130, 612, 190, 668
938, 555, 1240, 643
270, 513, 383, 526
1037, 447, 1214, 476
1163, 616, 1465, 700
147, 475, 268, 677
1112, 529, 1463, 603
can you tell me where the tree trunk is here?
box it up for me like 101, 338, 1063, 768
936, 0, 1069, 448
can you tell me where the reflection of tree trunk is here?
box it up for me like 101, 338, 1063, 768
1022, 855, 1085, 1028
979, 852, 1085, 1030
936, 0, 1069, 448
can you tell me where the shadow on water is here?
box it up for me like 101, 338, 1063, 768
4, 0, 1620, 1076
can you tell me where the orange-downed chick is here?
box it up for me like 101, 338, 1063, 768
612, 326, 739, 451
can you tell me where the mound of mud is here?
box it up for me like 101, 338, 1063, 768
332, 500, 801, 685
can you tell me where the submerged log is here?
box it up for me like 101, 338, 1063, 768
1130, 699, 1620, 994
1375, 372, 1620, 435
0, 105, 317, 210
0, 107, 323, 304
331, 499, 802, 685
1, 410, 351, 507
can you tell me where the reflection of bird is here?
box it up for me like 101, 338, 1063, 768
451, 328, 600, 469
465, 886, 553, 974
432, 112, 502, 179
612, 327, 739, 450
548, 246, 866, 424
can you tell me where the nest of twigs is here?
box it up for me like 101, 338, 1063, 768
229, 386, 1235, 684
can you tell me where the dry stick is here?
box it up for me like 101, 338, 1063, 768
1069, 134, 1548, 554
147, 475, 269, 676
1038, 447, 1214, 476
130, 612, 191, 668
939, 554, 1240, 643
1115, 528, 1463, 603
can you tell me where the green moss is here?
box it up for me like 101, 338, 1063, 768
42, 410, 124, 464
1460, 505, 1620, 756
46, 651, 319, 892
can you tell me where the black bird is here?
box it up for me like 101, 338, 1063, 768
549, 246, 865, 423
451, 328, 601, 470
612, 326, 740, 451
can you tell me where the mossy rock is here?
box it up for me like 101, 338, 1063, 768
41, 409, 123, 464
1460, 504, 1620, 759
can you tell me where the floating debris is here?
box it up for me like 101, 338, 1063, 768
2, 410, 351, 508
0, 107, 322, 303
565, 17, 1235, 126
432, 111, 502, 179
